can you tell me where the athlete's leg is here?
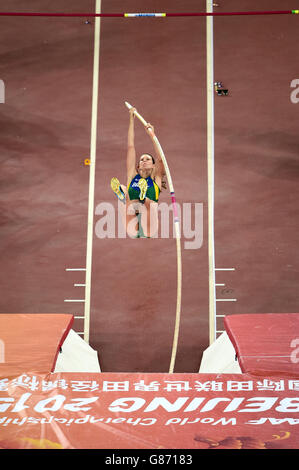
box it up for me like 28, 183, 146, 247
138, 178, 148, 201
116, 186, 142, 238
140, 199, 158, 238
111, 177, 126, 203
126, 201, 140, 238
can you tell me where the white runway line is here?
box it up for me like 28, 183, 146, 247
64, 299, 85, 303
84, 0, 102, 344
216, 298, 237, 302
66, 268, 86, 271
74, 284, 86, 287
215, 268, 236, 271
206, 0, 216, 345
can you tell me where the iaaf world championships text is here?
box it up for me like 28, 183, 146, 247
2, 393, 299, 428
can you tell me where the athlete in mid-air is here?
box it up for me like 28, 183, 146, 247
111, 107, 165, 238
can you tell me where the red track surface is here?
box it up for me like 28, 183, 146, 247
0, 0, 298, 373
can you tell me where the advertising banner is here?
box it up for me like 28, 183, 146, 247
0, 372, 298, 449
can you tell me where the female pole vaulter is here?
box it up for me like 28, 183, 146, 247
111, 106, 165, 238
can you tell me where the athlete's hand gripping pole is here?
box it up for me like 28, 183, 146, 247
125, 101, 148, 127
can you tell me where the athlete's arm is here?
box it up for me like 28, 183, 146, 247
127, 108, 137, 185
145, 123, 165, 187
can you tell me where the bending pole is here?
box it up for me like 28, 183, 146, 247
125, 102, 182, 374
0, 10, 298, 17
